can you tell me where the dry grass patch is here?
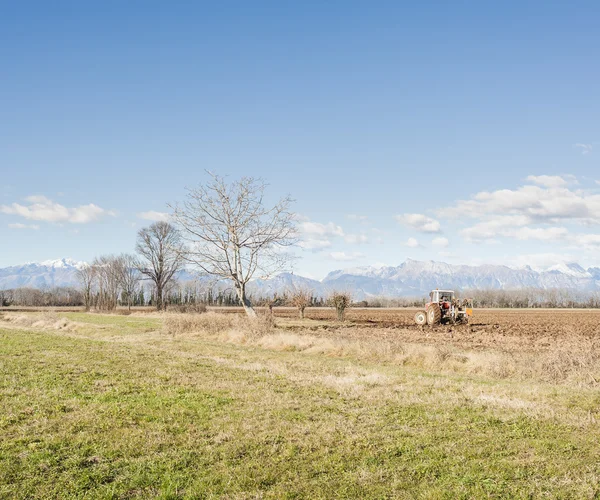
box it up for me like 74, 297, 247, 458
0, 312, 78, 332
163, 311, 274, 340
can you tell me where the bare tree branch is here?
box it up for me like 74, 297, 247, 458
136, 221, 184, 311
171, 173, 297, 317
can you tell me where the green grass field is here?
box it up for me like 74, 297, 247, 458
1, 313, 599, 498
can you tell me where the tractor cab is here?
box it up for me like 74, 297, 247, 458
429, 289, 454, 304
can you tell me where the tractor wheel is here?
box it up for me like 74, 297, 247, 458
414, 310, 427, 326
426, 303, 442, 326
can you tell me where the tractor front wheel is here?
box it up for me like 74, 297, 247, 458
426, 303, 442, 326
414, 310, 427, 326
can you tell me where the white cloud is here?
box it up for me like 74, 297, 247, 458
446, 175, 600, 250
8, 223, 39, 230
575, 143, 593, 155
299, 221, 344, 238
525, 175, 571, 188
462, 217, 569, 243
447, 182, 600, 225
298, 239, 332, 250
298, 220, 345, 251
432, 237, 449, 247
396, 213, 441, 233
573, 233, 600, 250
327, 251, 365, 262
460, 218, 514, 242
1, 196, 115, 224
344, 233, 369, 244
511, 226, 569, 241
138, 210, 170, 222
406, 237, 420, 248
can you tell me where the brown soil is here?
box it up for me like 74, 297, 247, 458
266, 307, 600, 354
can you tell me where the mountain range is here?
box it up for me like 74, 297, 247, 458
2, 258, 600, 299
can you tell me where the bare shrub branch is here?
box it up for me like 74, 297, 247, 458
289, 286, 313, 319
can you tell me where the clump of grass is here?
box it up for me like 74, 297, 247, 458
533, 348, 600, 384
1, 312, 76, 331
163, 312, 236, 336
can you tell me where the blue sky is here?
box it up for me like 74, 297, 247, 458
1, 1, 599, 278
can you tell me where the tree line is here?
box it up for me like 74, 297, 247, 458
4, 284, 600, 310
360, 288, 600, 309
0, 281, 326, 310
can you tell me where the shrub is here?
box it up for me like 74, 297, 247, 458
329, 291, 352, 321
289, 288, 312, 319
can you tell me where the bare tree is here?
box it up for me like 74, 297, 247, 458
93, 255, 120, 311
289, 287, 312, 319
171, 173, 296, 317
266, 293, 284, 316
76, 264, 96, 311
136, 221, 184, 311
115, 254, 141, 311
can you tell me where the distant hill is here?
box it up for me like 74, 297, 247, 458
2, 257, 600, 299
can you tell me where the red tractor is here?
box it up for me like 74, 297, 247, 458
414, 289, 473, 326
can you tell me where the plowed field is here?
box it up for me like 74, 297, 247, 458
233, 307, 600, 353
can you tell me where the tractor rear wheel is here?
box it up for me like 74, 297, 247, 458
414, 310, 427, 326
426, 303, 441, 326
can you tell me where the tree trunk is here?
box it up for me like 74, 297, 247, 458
236, 285, 256, 318
156, 286, 163, 311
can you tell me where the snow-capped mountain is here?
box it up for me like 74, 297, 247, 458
0, 258, 86, 289
2, 258, 600, 299
314, 259, 600, 299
